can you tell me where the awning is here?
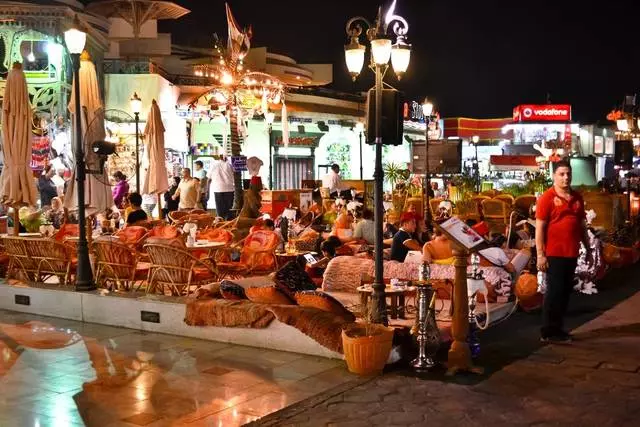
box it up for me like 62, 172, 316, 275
490, 155, 539, 171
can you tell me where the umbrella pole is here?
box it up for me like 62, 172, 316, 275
13, 204, 19, 236
157, 193, 162, 220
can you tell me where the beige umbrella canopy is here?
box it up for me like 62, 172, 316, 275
86, 0, 190, 38
142, 99, 169, 200
0, 62, 37, 233
64, 52, 114, 217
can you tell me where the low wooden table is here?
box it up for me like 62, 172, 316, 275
357, 284, 416, 320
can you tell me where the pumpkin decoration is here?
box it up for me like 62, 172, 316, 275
515, 271, 543, 312
602, 244, 622, 267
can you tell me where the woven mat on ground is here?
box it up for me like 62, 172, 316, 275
184, 299, 349, 353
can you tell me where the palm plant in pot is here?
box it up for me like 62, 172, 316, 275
341, 291, 395, 375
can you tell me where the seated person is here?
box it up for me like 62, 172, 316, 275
383, 210, 399, 246
352, 208, 375, 245
306, 238, 339, 278
44, 197, 65, 229
125, 192, 148, 226
18, 206, 43, 233
422, 226, 454, 264
332, 207, 354, 241
263, 218, 284, 251
390, 213, 421, 262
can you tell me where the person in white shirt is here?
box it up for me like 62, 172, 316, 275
208, 156, 235, 220
172, 168, 199, 210
322, 164, 348, 199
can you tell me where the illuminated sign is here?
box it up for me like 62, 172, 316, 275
512, 104, 572, 122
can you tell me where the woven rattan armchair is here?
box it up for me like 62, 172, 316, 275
493, 193, 515, 207
514, 195, 537, 217
2, 236, 38, 281
144, 241, 219, 296
481, 199, 510, 235
24, 237, 75, 286
93, 237, 149, 291
168, 211, 188, 223
216, 230, 279, 279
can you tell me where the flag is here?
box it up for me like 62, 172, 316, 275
226, 3, 250, 61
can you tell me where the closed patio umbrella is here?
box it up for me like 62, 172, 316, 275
0, 62, 37, 235
141, 99, 169, 217
64, 52, 114, 217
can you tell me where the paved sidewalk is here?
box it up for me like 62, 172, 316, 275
255, 266, 640, 427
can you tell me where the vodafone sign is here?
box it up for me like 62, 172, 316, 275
512, 104, 572, 122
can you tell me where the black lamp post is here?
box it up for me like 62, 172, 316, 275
131, 92, 142, 193
265, 111, 275, 189
471, 135, 480, 193
345, 2, 411, 324
355, 122, 365, 180
65, 15, 94, 292
422, 99, 434, 226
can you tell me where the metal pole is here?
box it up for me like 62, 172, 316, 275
475, 142, 480, 193
371, 64, 387, 325
135, 112, 140, 193
424, 118, 431, 227
72, 53, 95, 292
359, 131, 364, 180
268, 124, 273, 189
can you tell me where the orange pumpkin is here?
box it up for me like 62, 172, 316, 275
602, 244, 622, 267
515, 272, 543, 312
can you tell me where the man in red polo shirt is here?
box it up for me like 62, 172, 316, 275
535, 159, 591, 343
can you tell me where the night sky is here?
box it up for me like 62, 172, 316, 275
87, 0, 640, 123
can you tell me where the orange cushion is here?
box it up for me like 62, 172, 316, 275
294, 290, 355, 322
246, 286, 295, 305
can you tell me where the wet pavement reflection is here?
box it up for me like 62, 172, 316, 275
0, 309, 355, 426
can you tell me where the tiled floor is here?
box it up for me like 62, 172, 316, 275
0, 309, 356, 426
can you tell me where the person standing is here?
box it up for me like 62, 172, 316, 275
322, 164, 351, 200
208, 156, 235, 220
37, 165, 58, 207
172, 168, 199, 210
193, 160, 210, 210
112, 171, 129, 209
163, 176, 180, 218
536, 159, 591, 343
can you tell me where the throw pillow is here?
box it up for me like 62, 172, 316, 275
273, 260, 317, 298
220, 280, 247, 300
246, 286, 295, 305
295, 290, 355, 322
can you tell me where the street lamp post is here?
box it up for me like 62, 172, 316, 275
265, 111, 275, 189
472, 135, 480, 193
422, 99, 434, 226
130, 92, 142, 193
345, 2, 411, 324
65, 16, 94, 292
355, 122, 365, 180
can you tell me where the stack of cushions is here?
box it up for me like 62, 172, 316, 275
294, 229, 320, 252
213, 262, 354, 320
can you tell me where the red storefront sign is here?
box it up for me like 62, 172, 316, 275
512, 104, 572, 122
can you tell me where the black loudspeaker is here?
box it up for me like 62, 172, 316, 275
365, 89, 403, 145
614, 140, 633, 169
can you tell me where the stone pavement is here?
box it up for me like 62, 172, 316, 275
254, 265, 640, 427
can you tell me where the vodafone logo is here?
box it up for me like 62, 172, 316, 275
514, 104, 571, 122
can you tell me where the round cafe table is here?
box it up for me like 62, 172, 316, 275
185, 240, 226, 258
357, 284, 416, 320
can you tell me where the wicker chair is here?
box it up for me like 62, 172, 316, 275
146, 224, 180, 240
144, 242, 218, 296
2, 236, 38, 281
481, 199, 510, 235
494, 193, 515, 207
93, 237, 150, 291
480, 190, 499, 197
429, 198, 445, 217
216, 230, 279, 279
24, 238, 75, 286
454, 199, 481, 222
514, 195, 537, 217
114, 226, 149, 250
168, 211, 188, 223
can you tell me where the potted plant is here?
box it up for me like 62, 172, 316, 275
341, 305, 395, 375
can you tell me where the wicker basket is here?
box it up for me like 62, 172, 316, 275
341, 324, 394, 375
